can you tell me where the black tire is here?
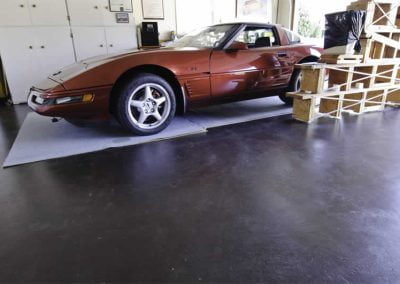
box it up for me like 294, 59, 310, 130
114, 73, 176, 136
279, 68, 302, 106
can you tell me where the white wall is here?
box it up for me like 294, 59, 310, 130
176, 0, 279, 36
176, 0, 213, 35
274, 0, 293, 28
132, 0, 176, 41
211, 0, 237, 24
133, 0, 287, 41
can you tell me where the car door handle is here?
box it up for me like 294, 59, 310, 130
277, 52, 288, 57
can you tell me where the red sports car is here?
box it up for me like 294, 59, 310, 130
28, 23, 322, 135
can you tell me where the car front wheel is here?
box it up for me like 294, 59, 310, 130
115, 73, 176, 135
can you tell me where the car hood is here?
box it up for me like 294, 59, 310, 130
49, 49, 147, 84
48, 47, 203, 84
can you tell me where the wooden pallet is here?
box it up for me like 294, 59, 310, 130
347, 0, 400, 62
347, 0, 400, 33
287, 62, 400, 123
320, 54, 364, 64
360, 30, 400, 62
287, 1, 400, 123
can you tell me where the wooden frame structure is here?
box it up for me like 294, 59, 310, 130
348, 0, 400, 62
289, 0, 400, 123
289, 62, 400, 122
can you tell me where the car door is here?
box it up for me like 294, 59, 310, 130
209, 25, 293, 99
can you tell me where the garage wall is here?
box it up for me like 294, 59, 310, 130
176, 0, 282, 35
133, 0, 176, 41
128, 0, 291, 41
273, 0, 293, 28
175, 0, 213, 35
212, 0, 237, 24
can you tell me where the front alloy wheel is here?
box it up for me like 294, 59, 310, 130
128, 83, 171, 130
115, 74, 176, 135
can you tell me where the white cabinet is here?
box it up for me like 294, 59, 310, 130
0, 27, 75, 103
72, 27, 108, 61
67, 0, 134, 26
0, 0, 31, 26
0, 28, 37, 103
0, 0, 68, 26
73, 26, 138, 60
0, 0, 137, 103
34, 27, 76, 72
105, 26, 137, 54
67, 0, 108, 26
28, 0, 69, 26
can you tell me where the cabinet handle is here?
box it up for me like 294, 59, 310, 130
29, 46, 33, 49
100, 44, 104, 47
110, 44, 113, 47
105, 6, 109, 10
41, 45, 45, 49
94, 5, 98, 9
19, 4, 25, 8
32, 4, 37, 8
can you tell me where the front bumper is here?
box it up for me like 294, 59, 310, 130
28, 86, 113, 119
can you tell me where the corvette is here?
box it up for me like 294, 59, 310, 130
28, 22, 322, 135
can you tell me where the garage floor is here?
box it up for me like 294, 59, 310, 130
1, 103, 400, 282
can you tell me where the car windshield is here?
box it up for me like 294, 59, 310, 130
170, 25, 235, 49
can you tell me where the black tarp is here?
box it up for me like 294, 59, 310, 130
324, 10, 366, 52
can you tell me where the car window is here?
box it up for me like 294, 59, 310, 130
233, 26, 278, 49
283, 28, 301, 44
170, 25, 235, 48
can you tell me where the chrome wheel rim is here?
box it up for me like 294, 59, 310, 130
127, 83, 171, 130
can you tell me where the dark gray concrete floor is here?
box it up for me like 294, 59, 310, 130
1, 103, 400, 283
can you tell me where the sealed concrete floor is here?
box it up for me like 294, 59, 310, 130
1, 104, 400, 282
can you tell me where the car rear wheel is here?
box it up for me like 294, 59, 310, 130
114, 74, 176, 135
279, 68, 302, 106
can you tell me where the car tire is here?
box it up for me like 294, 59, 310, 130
279, 68, 302, 106
114, 73, 176, 136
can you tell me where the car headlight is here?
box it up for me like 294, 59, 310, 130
30, 90, 94, 105
55, 94, 94, 105
30, 90, 53, 105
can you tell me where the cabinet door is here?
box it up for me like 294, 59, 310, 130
72, 27, 107, 61
34, 27, 76, 77
0, 0, 31, 26
28, 0, 69, 26
105, 26, 137, 54
67, 0, 108, 26
0, 28, 38, 104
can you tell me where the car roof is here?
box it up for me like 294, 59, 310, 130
212, 22, 278, 27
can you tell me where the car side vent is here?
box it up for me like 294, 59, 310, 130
185, 82, 193, 96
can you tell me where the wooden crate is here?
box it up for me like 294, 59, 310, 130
360, 31, 400, 62
288, 62, 400, 123
288, 1, 400, 123
296, 63, 325, 93
347, 0, 400, 33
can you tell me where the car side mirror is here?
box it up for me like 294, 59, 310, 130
226, 41, 248, 52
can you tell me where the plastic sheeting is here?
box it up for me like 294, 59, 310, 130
324, 10, 366, 52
